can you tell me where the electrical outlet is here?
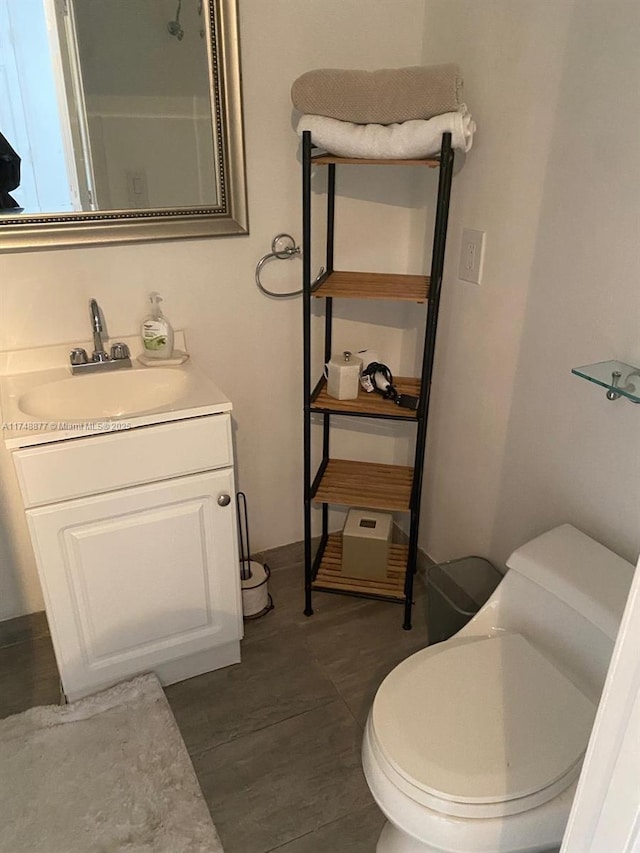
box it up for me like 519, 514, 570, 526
458, 228, 485, 284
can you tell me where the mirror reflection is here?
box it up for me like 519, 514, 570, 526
0, 0, 220, 216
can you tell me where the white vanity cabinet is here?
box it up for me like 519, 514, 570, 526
11, 414, 243, 702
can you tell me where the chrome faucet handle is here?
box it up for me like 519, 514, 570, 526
70, 330, 131, 374
70, 347, 88, 366
110, 342, 130, 361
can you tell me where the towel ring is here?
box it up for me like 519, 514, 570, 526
254, 233, 324, 298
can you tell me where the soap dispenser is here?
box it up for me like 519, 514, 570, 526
141, 292, 174, 359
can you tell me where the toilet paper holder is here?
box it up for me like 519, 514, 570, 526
236, 491, 274, 619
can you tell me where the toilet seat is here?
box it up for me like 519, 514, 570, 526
369, 632, 596, 819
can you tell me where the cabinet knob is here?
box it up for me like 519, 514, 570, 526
217, 494, 231, 507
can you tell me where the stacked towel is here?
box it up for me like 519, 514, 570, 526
291, 65, 462, 125
291, 64, 475, 159
297, 109, 475, 160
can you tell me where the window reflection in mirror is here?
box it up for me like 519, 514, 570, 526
0, 0, 220, 216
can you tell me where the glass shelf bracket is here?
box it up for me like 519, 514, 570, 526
572, 361, 640, 403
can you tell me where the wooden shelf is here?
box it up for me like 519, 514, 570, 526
312, 458, 413, 512
312, 377, 420, 419
314, 270, 429, 302
313, 533, 406, 600
312, 154, 440, 168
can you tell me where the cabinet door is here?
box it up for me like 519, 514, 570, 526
27, 469, 242, 700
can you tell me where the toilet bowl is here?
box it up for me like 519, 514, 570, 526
362, 524, 635, 853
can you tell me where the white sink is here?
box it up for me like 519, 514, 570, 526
18, 368, 189, 420
0, 334, 232, 448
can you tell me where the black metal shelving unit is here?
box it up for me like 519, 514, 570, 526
302, 131, 455, 629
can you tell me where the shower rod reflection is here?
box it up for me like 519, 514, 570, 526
167, 0, 184, 40
168, 0, 206, 41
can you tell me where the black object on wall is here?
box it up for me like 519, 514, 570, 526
0, 131, 21, 210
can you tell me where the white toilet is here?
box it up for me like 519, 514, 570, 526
362, 524, 635, 853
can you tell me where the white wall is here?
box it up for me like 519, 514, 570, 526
419, 0, 640, 567
86, 95, 217, 209
0, 0, 426, 620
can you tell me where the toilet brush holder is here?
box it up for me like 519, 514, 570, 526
236, 492, 274, 619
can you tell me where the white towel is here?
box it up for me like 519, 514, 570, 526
297, 107, 475, 159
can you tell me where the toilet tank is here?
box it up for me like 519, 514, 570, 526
465, 524, 635, 702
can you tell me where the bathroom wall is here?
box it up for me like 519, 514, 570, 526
0, 0, 426, 620
85, 95, 217, 209
418, 0, 640, 566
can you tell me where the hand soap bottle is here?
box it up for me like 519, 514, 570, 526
141, 292, 174, 359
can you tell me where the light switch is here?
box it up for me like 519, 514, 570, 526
126, 170, 149, 208
458, 228, 485, 285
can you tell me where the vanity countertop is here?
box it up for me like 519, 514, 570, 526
0, 333, 231, 449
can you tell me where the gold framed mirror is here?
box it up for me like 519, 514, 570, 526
0, 0, 247, 251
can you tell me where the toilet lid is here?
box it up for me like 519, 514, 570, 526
371, 633, 596, 816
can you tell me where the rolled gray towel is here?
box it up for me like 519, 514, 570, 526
291, 64, 463, 125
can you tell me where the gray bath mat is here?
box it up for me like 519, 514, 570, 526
0, 673, 223, 852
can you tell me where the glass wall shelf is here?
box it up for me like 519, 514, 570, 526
572, 360, 640, 403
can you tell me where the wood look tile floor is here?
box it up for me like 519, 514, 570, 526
0, 542, 430, 852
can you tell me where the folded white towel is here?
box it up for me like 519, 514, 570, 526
297, 107, 475, 159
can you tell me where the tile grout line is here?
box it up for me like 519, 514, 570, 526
0, 633, 52, 652
303, 641, 369, 731
182, 693, 343, 762
262, 801, 380, 852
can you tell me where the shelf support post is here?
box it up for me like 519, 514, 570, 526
404, 133, 455, 630
302, 131, 314, 616
321, 163, 336, 544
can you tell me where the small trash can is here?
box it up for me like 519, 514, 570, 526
427, 556, 502, 644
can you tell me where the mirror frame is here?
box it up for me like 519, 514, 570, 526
0, 0, 247, 252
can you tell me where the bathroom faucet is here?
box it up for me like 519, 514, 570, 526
89, 298, 108, 362
69, 299, 132, 374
